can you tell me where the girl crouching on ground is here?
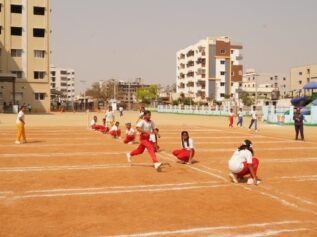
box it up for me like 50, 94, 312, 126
228, 139, 260, 185
172, 131, 195, 164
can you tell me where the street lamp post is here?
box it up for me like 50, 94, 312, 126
80, 80, 86, 111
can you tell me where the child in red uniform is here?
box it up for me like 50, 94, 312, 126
126, 110, 162, 171
109, 121, 121, 138
123, 123, 136, 144
229, 108, 234, 128
172, 131, 195, 164
90, 116, 106, 130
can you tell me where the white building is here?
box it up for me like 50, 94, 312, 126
290, 64, 317, 97
176, 36, 243, 102
50, 65, 75, 105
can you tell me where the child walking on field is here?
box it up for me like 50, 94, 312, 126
172, 131, 195, 164
126, 110, 162, 171
228, 139, 260, 185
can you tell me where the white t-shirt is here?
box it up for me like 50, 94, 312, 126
229, 112, 234, 117
136, 119, 155, 132
110, 125, 119, 132
16, 111, 25, 124
90, 119, 96, 126
126, 128, 135, 136
251, 111, 257, 120
119, 107, 123, 112
182, 138, 194, 150
105, 111, 115, 121
228, 149, 253, 173
238, 111, 243, 117
139, 112, 144, 119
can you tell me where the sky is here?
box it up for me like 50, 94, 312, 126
51, 0, 317, 93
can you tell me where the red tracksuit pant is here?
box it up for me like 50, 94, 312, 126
130, 134, 158, 163
172, 149, 195, 162
110, 129, 121, 137
124, 135, 135, 144
236, 157, 259, 178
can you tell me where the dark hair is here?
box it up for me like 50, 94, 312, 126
181, 131, 189, 148
238, 139, 254, 155
143, 110, 151, 116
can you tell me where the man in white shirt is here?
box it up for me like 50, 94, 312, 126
15, 106, 27, 144
105, 106, 115, 128
127, 110, 162, 171
248, 106, 258, 131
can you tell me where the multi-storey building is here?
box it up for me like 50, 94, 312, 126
50, 65, 75, 106
0, 0, 51, 112
290, 64, 317, 97
176, 36, 243, 102
242, 69, 289, 98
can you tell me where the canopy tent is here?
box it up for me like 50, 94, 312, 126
303, 81, 317, 89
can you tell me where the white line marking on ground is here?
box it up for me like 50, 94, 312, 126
207, 228, 309, 237
9, 184, 231, 199
98, 220, 303, 237
0, 151, 129, 158
0, 164, 133, 172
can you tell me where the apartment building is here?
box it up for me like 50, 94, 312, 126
176, 36, 243, 102
242, 69, 289, 98
290, 64, 317, 96
50, 65, 75, 106
0, 0, 50, 112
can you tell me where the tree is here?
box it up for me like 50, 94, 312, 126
239, 91, 254, 107
136, 85, 158, 104
85, 82, 108, 100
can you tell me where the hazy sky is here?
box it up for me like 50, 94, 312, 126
51, 0, 317, 93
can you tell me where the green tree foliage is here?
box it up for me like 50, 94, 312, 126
240, 91, 254, 106
136, 85, 158, 104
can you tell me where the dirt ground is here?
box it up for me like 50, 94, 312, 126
0, 111, 317, 237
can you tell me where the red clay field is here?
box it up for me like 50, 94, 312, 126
0, 111, 317, 236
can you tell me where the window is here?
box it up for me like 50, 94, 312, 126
220, 49, 226, 54
0, 3, 2, 12
274, 75, 278, 80
230, 50, 234, 54
220, 82, 225, 86
299, 80, 302, 85
220, 60, 225, 64
34, 50, 45, 58
270, 77, 273, 80
0, 26, 2, 35
35, 93, 45, 100
34, 71, 45, 79
11, 49, 23, 57
220, 93, 225, 97
283, 77, 286, 81
299, 72, 302, 75
220, 71, 225, 75
11, 4, 22, 13
11, 71, 23, 79
33, 6, 45, 15
33, 28, 45, 37
11, 27, 22, 36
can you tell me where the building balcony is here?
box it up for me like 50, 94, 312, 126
186, 82, 194, 87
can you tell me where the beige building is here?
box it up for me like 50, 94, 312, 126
0, 0, 51, 113
176, 36, 243, 102
290, 64, 317, 97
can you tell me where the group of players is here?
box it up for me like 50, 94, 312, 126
90, 106, 260, 185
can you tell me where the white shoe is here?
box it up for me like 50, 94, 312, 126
15, 141, 21, 144
247, 178, 261, 185
128, 141, 134, 145
229, 172, 238, 183
154, 162, 162, 170
126, 153, 131, 163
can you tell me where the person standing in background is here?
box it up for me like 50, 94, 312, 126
237, 108, 243, 127
248, 106, 258, 132
15, 106, 27, 144
293, 107, 304, 141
